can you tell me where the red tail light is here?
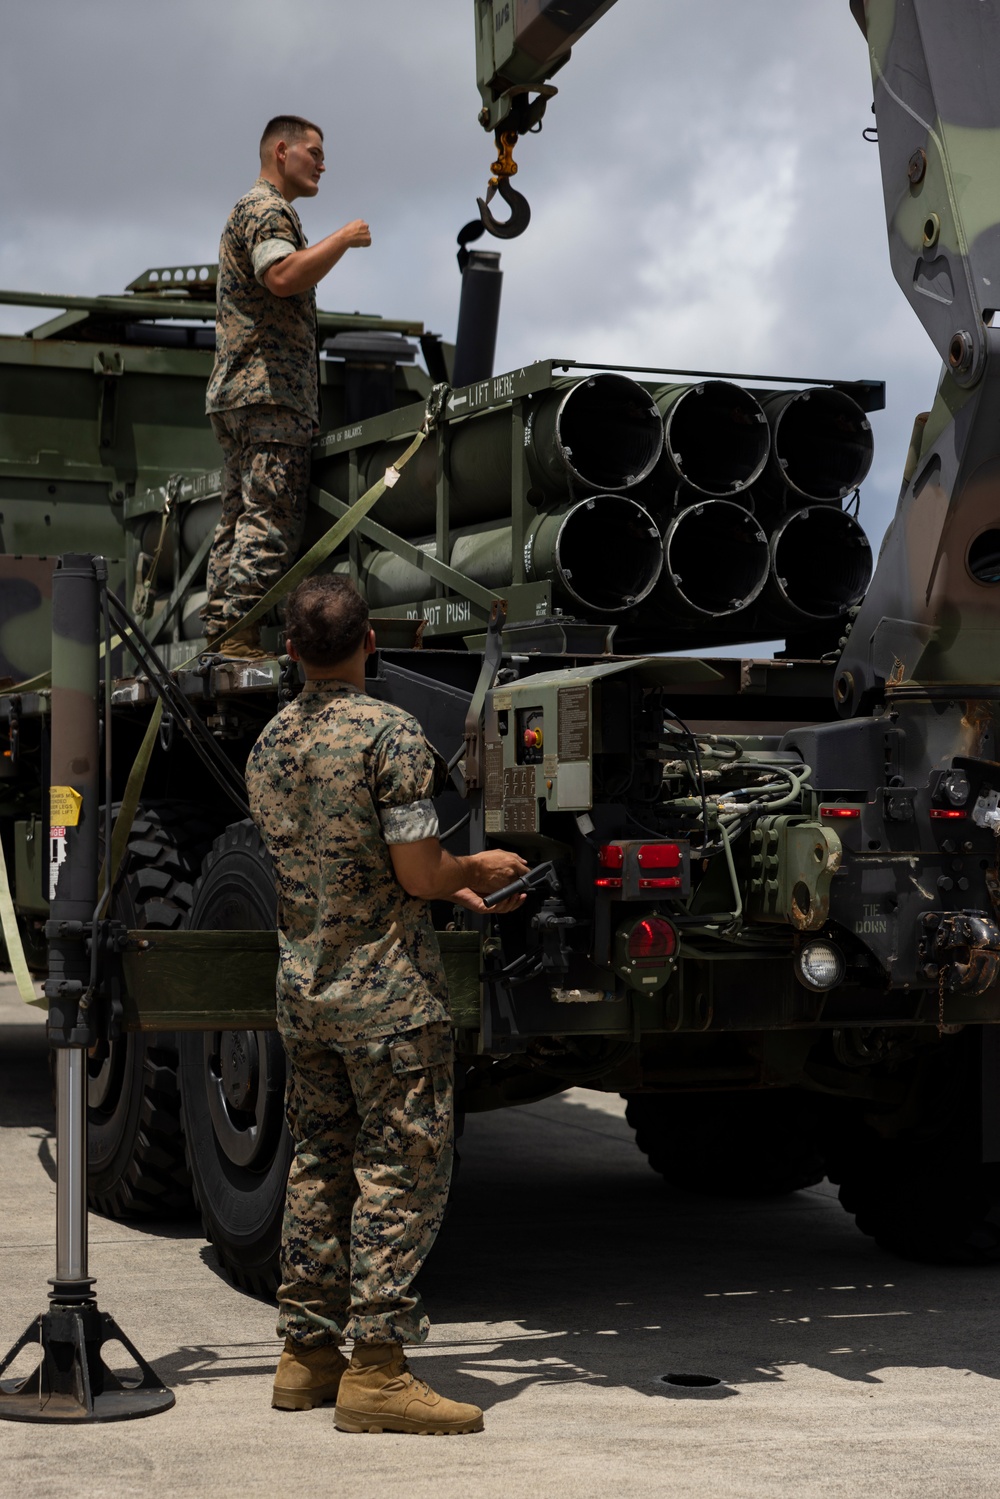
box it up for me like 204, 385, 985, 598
627, 917, 677, 965
637, 843, 680, 868
930, 809, 966, 820
599, 844, 625, 868
820, 806, 860, 820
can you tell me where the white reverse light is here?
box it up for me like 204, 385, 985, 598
797, 940, 846, 991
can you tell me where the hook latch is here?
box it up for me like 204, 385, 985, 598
477, 131, 532, 239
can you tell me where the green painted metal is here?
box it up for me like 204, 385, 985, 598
474, 0, 619, 134
0, 286, 423, 337
119, 928, 482, 1032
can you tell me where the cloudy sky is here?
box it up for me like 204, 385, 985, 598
2, 0, 935, 564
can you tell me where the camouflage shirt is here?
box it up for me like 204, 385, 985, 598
246, 680, 451, 1042
206, 178, 319, 424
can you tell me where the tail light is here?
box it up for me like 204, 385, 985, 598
636, 842, 681, 891
596, 843, 624, 890
595, 840, 688, 899
614, 914, 678, 991
627, 917, 677, 964
636, 844, 680, 868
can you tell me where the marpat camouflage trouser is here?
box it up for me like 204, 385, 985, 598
276, 1015, 454, 1348
203, 403, 312, 632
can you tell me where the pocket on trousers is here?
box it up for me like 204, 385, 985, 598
382, 1022, 454, 1160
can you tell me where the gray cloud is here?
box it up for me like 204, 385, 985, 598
1, 0, 939, 571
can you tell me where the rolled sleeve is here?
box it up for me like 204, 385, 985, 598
374, 718, 449, 846
252, 238, 297, 285
381, 797, 440, 845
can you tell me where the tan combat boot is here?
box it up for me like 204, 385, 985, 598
334, 1343, 484, 1435
272, 1338, 349, 1411
214, 623, 268, 660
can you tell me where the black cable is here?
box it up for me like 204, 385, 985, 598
107, 596, 251, 818
624, 809, 671, 841
662, 706, 711, 852
109, 611, 246, 807
439, 811, 471, 843
106, 596, 242, 782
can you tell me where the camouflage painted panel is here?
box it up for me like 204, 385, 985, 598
246, 680, 452, 1042
0, 555, 125, 684
0, 556, 55, 683
206, 178, 319, 423
835, 1, 1000, 705
864, 0, 1000, 386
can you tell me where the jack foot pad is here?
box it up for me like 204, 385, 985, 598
0, 1302, 174, 1423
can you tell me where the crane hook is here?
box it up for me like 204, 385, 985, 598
477, 174, 532, 239
477, 129, 531, 239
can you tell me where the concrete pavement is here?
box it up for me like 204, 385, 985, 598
3, 975, 1000, 1498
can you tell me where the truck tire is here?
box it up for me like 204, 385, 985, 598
830, 1031, 1000, 1265
87, 802, 206, 1219
624, 1089, 827, 1197
179, 821, 291, 1299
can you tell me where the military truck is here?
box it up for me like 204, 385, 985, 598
5, 0, 1000, 1296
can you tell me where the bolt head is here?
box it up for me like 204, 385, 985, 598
949, 330, 974, 373
907, 148, 927, 185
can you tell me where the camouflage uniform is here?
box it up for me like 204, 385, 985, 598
203, 179, 319, 633
245, 680, 454, 1348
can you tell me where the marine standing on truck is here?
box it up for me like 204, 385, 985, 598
246, 574, 529, 1434
202, 115, 371, 659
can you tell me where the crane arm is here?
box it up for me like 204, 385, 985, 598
837, 0, 1000, 710
852, 0, 1000, 387
473, 0, 619, 236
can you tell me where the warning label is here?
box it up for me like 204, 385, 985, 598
50, 786, 83, 827
49, 828, 68, 902
558, 686, 590, 761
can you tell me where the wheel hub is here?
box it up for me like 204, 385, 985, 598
204, 1028, 282, 1170
220, 1030, 259, 1111
87, 1037, 123, 1113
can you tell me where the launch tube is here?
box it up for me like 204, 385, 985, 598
766, 505, 873, 621
651, 381, 770, 497
520, 372, 663, 493
352, 373, 663, 535
651, 500, 770, 619
360, 494, 663, 617
169, 374, 666, 556
759, 388, 874, 502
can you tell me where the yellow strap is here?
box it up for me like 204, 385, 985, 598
0, 827, 39, 1006
105, 426, 428, 889
200, 426, 427, 655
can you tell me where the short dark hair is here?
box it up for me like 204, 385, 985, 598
285, 574, 369, 668
259, 115, 323, 158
